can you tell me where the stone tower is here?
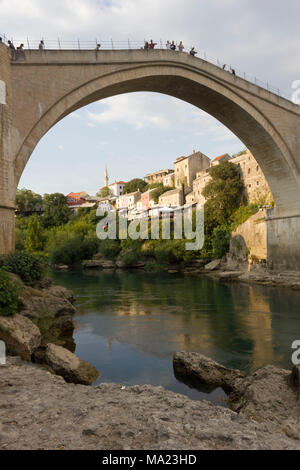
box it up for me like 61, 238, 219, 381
104, 166, 109, 187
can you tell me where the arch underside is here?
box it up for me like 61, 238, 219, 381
14, 65, 300, 215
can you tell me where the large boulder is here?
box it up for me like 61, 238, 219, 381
0, 314, 41, 361
82, 260, 103, 269
173, 352, 245, 392
45, 343, 99, 385
228, 365, 300, 439
20, 286, 76, 347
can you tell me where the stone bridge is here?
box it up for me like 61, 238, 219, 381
1, 43, 300, 269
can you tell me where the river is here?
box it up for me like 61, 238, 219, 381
50, 269, 300, 405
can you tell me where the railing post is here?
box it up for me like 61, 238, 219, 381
111, 38, 114, 49
128, 39, 131, 49
78, 39, 80, 50
58, 38, 61, 50
27, 37, 30, 50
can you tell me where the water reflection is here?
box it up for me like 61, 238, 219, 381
50, 269, 300, 401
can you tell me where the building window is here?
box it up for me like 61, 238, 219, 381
249, 184, 251, 188
256, 165, 259, 171
248, 168, 251, 174
257, 181, 259, 186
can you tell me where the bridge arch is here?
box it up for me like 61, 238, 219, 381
14, 62, 299, 216
2, 47, 300, 268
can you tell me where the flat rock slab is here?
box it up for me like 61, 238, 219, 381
173, 352, 245, 393
0, 358, 299, 450
205, 259, 222, 271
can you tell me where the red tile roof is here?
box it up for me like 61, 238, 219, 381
212, 154, 228, 162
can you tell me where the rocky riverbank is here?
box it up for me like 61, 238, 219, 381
78, 255, 300, 291
0, 278, 98, 385
0, 356, 299, 450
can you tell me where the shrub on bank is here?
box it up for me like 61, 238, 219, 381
97, 239, 121, 260
0, 251, 46, 287
0, 269, 21, 316
49, 234, 100, 266
211, 225, 231, 259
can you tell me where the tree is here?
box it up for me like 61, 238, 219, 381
202, 161, 243, 226
122, 178, 147, 194
97, 186, 112, 198
25, 215, 44, 252
149, 184, 173, 204
201, 161, 243, 258
42, 193, 71, 228
16, 189, 43, 216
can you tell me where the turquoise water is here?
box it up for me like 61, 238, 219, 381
50, 269, 300, 404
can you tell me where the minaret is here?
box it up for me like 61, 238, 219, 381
104, 166, 109, 187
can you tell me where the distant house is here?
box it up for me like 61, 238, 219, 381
210, 153, 231, 166
66, 192, 87, 207
174, 150, 210, 189
145, 169, 173, 185
116, 190, 141, 211
137, 188, 157, 212
98, 181, 126, 198
158, 187, 192, 207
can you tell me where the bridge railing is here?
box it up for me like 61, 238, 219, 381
0, 34, 291, 102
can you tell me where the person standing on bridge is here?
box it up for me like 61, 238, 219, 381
170, 41, 176, 50
166, 40, 171, 49
39, 40, 44, 50
178, 41, 184, 52
189, 47, 197, 56
8, 40, 16, 60
230, 67, 236, 76
95, 43, 101, 50
144, 41, 149, 50
149, 40, 157, 49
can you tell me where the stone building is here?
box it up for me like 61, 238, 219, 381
163, 172, 175, 188
145, 169, 173, 185
158, 187, 192, 207
137, 188, 157, 212
174, 150, 210, 189
187, 150, 273, 206
116, 190, 141, 211
231, 150, 273, 204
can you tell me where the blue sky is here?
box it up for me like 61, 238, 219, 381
2, 0, 299, 195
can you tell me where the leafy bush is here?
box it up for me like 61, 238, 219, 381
98, 239, 121, 260
49, 235, 100, 266
0, 269, 21, 316
0, 252, 46, 287
121, 250, 140, 267
211, 225, 231, 259
230, 204, 259, 231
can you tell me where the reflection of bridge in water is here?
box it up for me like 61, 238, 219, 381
1, 44, 300, 268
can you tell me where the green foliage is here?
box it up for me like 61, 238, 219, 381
97, 186, 111, 198
211, 225, 231, 259
16, 188, 43, 216
0, 252, 46, 287
42, 193, 71, 228
230, 204, 259, 231
15, 227, 26, 251
122, 178, 147, 194
202, 161, 244, 226
150, 184, 173, 204
25, 215, 45, 253
49, 234, 100, 266
98, 239, 121, 260
121, 250, 140, 267
0, 269, 21, 317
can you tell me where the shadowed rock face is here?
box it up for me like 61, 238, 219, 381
173, 352, 245, 393
0, 357, 299, 450
173, 352, 300, 442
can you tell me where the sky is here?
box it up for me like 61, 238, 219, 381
2, 0, 300, 195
